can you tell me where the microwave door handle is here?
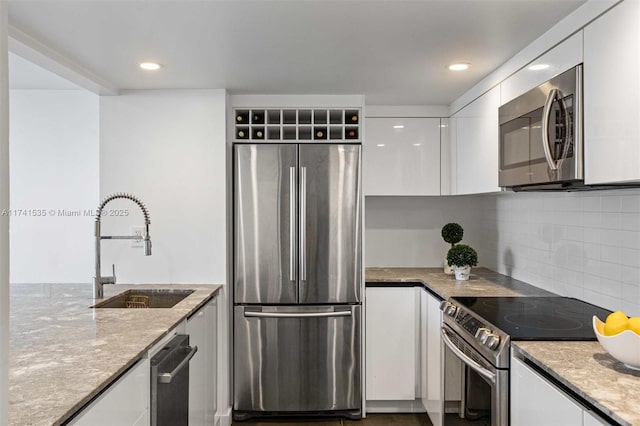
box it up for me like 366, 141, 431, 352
559, 96, 572, 164
441, 327, 496, 384
542, 88, 560, 171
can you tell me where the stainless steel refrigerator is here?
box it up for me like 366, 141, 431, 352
233, 143, 362, 420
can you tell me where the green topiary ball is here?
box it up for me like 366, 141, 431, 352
441, 223, 464, 246
447, 244, 478, 267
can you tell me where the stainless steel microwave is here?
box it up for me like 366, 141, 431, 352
499, 65, 582, 190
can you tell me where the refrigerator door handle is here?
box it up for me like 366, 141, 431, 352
289, 166, 296, 281
300, 166, 307, 281
244, 310, 352, 319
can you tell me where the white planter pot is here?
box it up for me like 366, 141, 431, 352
444, 258, 454, 275
454, 265, 471, 281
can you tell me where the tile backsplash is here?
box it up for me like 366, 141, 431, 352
365, 190, 640, 315
478, 189, 640, 316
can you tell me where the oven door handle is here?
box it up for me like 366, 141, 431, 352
441, 327, 496, 384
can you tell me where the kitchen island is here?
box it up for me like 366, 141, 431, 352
9, 283, 221, 426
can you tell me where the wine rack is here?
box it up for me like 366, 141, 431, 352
233, 108, 361, 142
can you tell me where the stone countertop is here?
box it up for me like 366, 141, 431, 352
514, 341, 640, 426
365, 267, 554, 299
9, 283, 222, 426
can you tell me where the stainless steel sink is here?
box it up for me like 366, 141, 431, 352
92, 289, 195, 309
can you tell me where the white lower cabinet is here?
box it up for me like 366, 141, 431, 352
424, 291, 443, 426
511, 353, 610, 426
187, 297, 218, 426
366, 287, 417, 401
365, 285, 446, 422
68, 358, 150, 426
583, 410, 608, 426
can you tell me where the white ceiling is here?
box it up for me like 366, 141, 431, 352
7, 0, 585, 105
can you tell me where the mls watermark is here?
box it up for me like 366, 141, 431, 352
0, 208, 130, 217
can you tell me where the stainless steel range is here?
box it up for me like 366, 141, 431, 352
439, 297, 611, 426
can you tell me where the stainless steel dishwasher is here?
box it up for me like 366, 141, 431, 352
151, 334, 198, 426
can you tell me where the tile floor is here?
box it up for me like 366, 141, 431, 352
233, 413, 433, 426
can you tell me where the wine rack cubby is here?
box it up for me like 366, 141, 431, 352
234, 108, 361, 142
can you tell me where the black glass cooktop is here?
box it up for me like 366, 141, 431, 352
452, 297, 612, 341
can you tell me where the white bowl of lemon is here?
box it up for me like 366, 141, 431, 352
593, 311, 640, 371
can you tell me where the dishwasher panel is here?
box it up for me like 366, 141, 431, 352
151, 334, 197, 426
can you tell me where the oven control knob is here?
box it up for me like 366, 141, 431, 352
485, 333, 501, 350
475, 327, 491, 344
439, 301, 457, 317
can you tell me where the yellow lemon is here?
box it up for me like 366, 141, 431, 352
606, 311, 628, 323
604, 317, 629, 336
628, 317, 640, 336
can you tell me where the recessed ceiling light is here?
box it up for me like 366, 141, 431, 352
393, 125, 405, 129
448, 63, 471, 71
413, 143, 421, 147
139, 62, 162, 71
529, 64, 549, 71
376, 144, 385, 147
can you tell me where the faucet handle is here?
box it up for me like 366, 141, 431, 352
112, 264, 117, 285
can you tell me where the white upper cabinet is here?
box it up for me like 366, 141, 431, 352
440, 118, 451, 196
451, 86, 501, 195
501, 31, 583, 105
363, 117, 441, 196
584, 0, 640, 184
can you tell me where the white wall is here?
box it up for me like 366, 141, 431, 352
365, 196, 483, 268
9, 90, 98, 283
478, 189, 640, 316
0, 3, 9, 423
99, 89, 227, 285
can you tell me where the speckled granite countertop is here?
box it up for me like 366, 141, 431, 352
365, 267, 554, 299
514, 342, 639, 426
9, 283, 222, 426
